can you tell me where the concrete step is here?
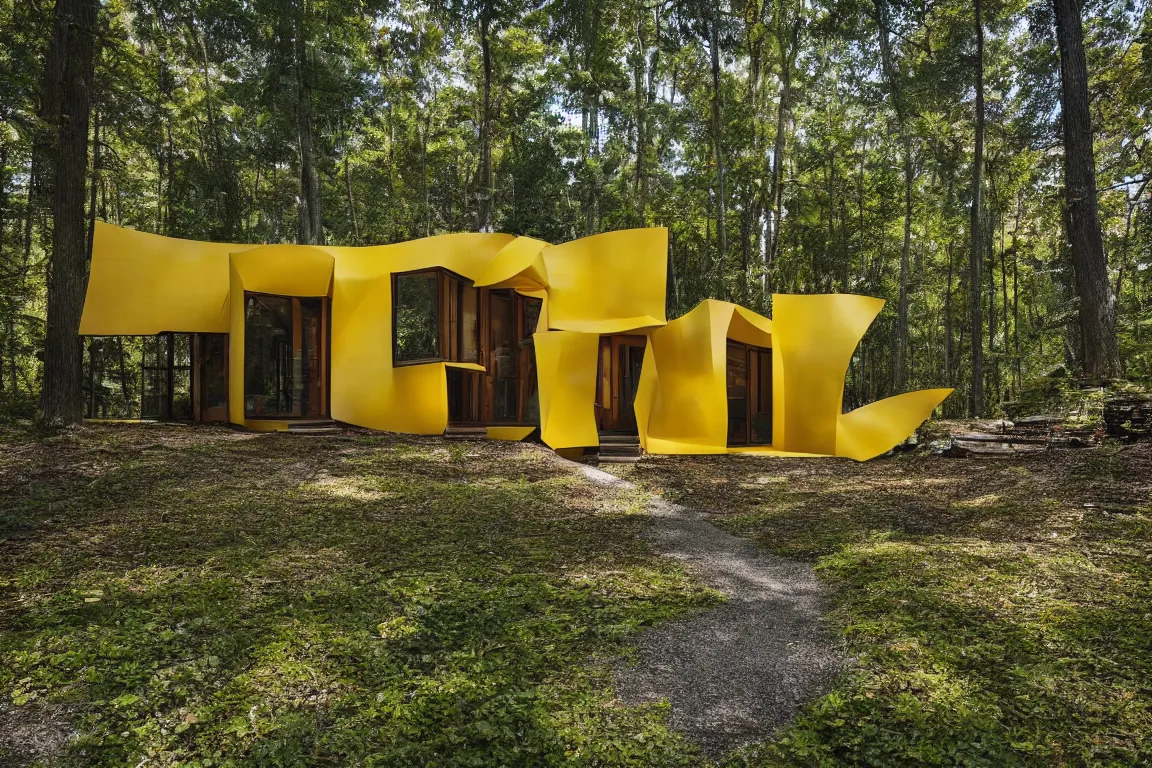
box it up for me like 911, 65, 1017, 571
599, 454, 641, 463
597, 431, 641, 463
288, 420, 342, 435
445, 426, 488, 440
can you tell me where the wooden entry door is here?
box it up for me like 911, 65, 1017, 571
596, 335, 647, 434
447, 368, 482, 425
726, 340, 773, 445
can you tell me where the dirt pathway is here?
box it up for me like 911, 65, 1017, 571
577, 464, 843, 757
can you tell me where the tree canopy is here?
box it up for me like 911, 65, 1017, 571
2, 0, 1150, 422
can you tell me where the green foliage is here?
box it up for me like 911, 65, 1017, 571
622, 446, 1152, 767
2, 0, 1152, 416
0, 426, 717, 766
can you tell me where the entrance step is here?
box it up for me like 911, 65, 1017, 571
445, 425, 488, 440
598, 432, 642, 463
288, 420, 342, 435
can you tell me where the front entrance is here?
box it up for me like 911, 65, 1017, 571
726, 340, 772, 445
596, 335, 647, 434
243, 293, 330, 420
444, 289, 542, 429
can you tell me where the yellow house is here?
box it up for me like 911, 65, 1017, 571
79, 222, 950, 460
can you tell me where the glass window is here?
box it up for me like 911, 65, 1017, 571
394, 272, 440, 363
245, 295, 294, 417
524, 297, 542, 336
460, 283, 479, 363
491, 291, 518, 420
200, 334, 228, 410
392, 269, 478, 365
726, 341, 748, 445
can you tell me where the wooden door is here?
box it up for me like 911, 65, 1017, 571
726, 341, 773, 445
447, 368, 482, 425
596, 335, 647, 433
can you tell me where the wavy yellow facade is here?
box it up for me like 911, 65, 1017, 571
80, 221, 949, 460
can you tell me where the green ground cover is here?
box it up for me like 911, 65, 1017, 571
0, 425, 715, 767
3, 424, 1149, 767
615, 442, 1152, 768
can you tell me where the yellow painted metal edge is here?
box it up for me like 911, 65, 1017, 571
486, 426, 536, 441
244, 420, 291, 432
444, 362, 487, 372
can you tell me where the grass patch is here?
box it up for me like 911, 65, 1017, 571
617, 443, 1152, 767
0, 425, 716, 767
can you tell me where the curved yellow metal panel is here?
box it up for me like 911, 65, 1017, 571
541, 228, 668, 333
230, 245, 334, 297
227, 262, 246, 425
728, 305, 773, 347
636, 300, 731, 454
81, 221, 249, 334
771, 293, 884, 455
328, 234, 513, 433
632, 342, 657, 452
534, 331, 600, 449
474, 236, 550, 289
836, 388, 953, 461
487, 426, 536, 441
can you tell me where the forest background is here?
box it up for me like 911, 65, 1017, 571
1, 0, 1150, 425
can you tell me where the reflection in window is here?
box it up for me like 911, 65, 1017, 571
491, 291, 518, 421
460, 282, 479, 362
245, 294, 294, 417
200, 334, 228, 410
394, 272, 440, 362
726, 341, 748, 444
392, 269, 479, 365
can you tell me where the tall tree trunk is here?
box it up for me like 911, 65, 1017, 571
344, 156, 359, 244
294, 0, 323, 245
970, 0, 986, 416
708, 11, 727, 298
0, 144, 7, 399
40, 0, 98, 427
476, 7, 494, 232
1052, 0, 1120, 379
765, 7, 799, 294
874, 0, 913, 390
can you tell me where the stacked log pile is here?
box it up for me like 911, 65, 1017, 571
1103, 395, 1152, 441
943, 392, 1149, 457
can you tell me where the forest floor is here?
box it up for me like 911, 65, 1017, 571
1, 424, 1150, 767
609, 440, 1152, 767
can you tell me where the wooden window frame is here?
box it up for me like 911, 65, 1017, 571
391, 267, 480, 368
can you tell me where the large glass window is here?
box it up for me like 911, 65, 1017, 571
392, 269, 479, 365
393, 272, 440, 363
85, 334, 223, 421
244, 294, 328, 419
490, 291, 518, 421
84, 337, 145, 419
199, 334, 229, 413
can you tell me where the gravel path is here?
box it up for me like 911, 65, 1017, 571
578, 464, 844, 757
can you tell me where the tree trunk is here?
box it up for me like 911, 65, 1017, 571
41, 0, 98, 428
970, 0, 985, 416
874, 0, 914, 391
294, 0, 323, 245
708, 11, 727, 298
1052, 0, 1121, 379
476, 7, 494, 232
0, 144, 7, 399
